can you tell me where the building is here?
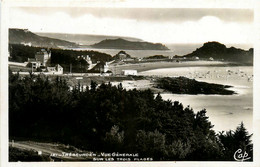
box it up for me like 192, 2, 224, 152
24, 49, 64, 75
27, 49, 52, 71
121, 70, 137, 76
77, 55, 92, 70
47, 67, 56, 73
27, 58, 41, 70
55, 64, 63, 74
47, 64, 63, 74
90, 61, 109, 73
30, 61, 41, 71
35, 49, 51, 67
77, 55, 92, 65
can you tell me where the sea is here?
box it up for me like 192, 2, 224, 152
70, 43, 253, 57
139, 66, 253, 134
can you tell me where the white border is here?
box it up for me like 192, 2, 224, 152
1, 0, 260, 167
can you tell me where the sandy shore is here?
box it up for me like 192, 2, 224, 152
109, 60, 229, 74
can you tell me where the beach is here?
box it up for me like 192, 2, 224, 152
109, 60, 229, 74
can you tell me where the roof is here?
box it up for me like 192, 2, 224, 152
55, 64, 63, 68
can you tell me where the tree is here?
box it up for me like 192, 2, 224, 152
9, 73, 253, 161
218, 122, 253, 161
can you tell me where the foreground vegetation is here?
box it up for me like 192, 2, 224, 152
9, 73, 253, 161
9, 147, 50, 162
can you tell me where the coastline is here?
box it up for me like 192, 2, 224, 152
109, 60, 231, 74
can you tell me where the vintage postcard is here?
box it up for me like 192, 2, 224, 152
1, 0, 260, 167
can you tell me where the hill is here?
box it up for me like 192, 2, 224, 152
184, 41, 253, 64
36, 32, 143, 46
91, 38, 169, 50
9, 29, 79, 48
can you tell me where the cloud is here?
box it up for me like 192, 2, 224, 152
140, 16, 253, 44
18, 7, 253, 23
9, 8, 254, 44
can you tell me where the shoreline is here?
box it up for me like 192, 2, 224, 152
109, 60, 245, 74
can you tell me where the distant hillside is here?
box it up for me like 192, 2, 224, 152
9, 29, 79, 48
184, 41, 253, 64
91, 38, 169, 50
36, 32, 143, 46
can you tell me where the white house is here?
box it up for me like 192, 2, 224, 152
47, 64, 63, 74
121, 70, 138, 76
27, 58, 41, 70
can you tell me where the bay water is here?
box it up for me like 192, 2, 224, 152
139, 66, 253, 133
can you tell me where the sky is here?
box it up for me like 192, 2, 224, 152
9, 7, 254, 44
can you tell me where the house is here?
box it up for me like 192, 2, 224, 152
27, 49, 51, 69
121, 70, 137, 76
35, 49, 51, 66
77, 55, 92, 65
30, 61, 41, 71
47, 67, 56, 73
90, 61, 109, 73
24, 49, 64, 75
47, 64, 63, 74
27, 58, 41, 70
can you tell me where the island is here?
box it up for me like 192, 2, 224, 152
155, 76, 235, 95
91, 38, 169, 50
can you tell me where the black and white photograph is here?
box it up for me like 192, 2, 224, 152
1, 0, 260, 166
